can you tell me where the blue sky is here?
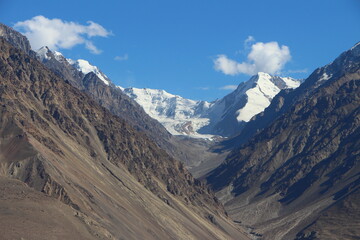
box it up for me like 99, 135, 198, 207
1, 0, 360, 101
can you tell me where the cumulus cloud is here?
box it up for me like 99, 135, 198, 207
214, 40, 291, 76
14, 15, 111, 54
220, 85, 238, 90
114, 54, 129, 61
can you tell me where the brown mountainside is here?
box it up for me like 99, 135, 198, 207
0, 23, 224, 178
0, 38, 249, 239
35, 32, 224, 177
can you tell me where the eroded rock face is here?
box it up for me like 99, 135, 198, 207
206, 43, 360, 239
0, 23, 32, 55
0, 37, 250, 239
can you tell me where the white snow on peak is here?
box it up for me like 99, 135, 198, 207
122, 87, 214, 139
53, 51, 65, 62
236, 73, 279, 122
36, 46, 112, 86
36, 46, 51, 61
236, 72, 300, 122
68, 59, 110, 85
257, 72, 271, 78
282, 77, 301, 89
121, 73, 302, 139
116, 86, 125, 91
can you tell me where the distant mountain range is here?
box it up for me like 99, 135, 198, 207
121, 73, 301, 139
36, 45, 302, 139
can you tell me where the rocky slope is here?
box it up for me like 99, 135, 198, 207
0, 23, 34, 56
0, 37, 250, 239
28, 33, 221, 176
206, 42, 360, 239
296, 188, 360, 240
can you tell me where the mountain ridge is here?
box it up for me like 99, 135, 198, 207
37, 44, 302, 139
27, 33, 219, 176
122, 73, 301, 138
206, 42, 360, 239
0, 36, 250, 239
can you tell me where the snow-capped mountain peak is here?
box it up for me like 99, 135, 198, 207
35, 45, 301, 139
36, 46, 51, 61
67, 59, 111, 85
53, 50, 65, 62
122, 87, 213, 138
36, 46, 111, 86
234, 72, 300, 122
122, 73, 302, 138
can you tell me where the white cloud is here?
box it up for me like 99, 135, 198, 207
114, 54, 129, 61
14, 15, 111, 54
214, 40, 291, 76
220, 85, 238, 90
85, 41, 102, 54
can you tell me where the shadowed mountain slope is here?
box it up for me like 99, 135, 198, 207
206, 43, 360, 239
295, 188, 360, 240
